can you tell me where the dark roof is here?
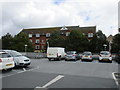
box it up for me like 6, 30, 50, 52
21, 25, 96, 34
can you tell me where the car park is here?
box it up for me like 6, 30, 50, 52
114, 51, 120, 64
0, 52, 14, 70
1, 50, 31, 67
65, 51, 80, 61
99, 51, 112, 63
81, 51, 93, 61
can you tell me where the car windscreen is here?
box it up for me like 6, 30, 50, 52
8, 51, 22, 57
100, 52, 109, 55
67, 52, 76, 55
83, 53, 91, 55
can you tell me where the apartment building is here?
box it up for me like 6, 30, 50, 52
21, 25, 96, 51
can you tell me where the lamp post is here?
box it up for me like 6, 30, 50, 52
46, 41, 49, 48
24, 44, 28, 54
103, 44, 107, 51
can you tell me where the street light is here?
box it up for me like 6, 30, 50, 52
24, 44, 28, 54
103, 44, 107, 51
46, 41, 49, 48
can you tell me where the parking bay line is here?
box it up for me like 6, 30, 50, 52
112, 72, 119, 87
0, 66, 40, 79
35, 75, 64, 89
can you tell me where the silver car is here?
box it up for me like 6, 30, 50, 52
65, 51, 80, 61
2, 50, 31, 67
99, 51, 112, 63
81, 51, 93, 61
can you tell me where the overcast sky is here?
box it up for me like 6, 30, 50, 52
0, 0, 119, 37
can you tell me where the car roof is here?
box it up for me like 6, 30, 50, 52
0, 51, 7, 54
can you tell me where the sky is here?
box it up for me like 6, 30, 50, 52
0, 0, 119, 37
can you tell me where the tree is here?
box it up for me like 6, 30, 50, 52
2, 33, 14, 50
90, 30, 108, 53
66, 30, 89, 52
10, 32, 34, 52
48, 31, 65, 48
111, 34, 120, 53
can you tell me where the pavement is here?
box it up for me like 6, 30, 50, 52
0, 58, 119, 90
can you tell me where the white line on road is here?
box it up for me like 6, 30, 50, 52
35, 75, 64, 89
0, 66, 40, 79
23, 68, 26, 71
112, 72, 119, 87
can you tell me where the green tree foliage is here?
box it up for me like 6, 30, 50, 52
66, 30, 89, 52
111, 34, 120, 53
90, 30, 108, 53
2, 33, 14, 50
48, 31, 65, 47
2, 32, 34, 52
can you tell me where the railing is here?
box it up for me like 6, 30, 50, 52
21, 52, 47, 59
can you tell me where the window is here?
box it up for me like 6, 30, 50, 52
46, 33, 50, 37
88, 33, 93, 37
42, 40, 44, 43
29, 34, 32, 38
30, 39, 32, 42
41, 45, 44, 49
36, 39, 40, 43
35, 45, 40, 49
36, 34, 40, 37
66, 32, 70, 36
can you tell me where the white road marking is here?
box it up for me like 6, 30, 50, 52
0, 66, 40, 78
112, 72, 119, 86
35, 75, 64, 89
23, 68, 26, 71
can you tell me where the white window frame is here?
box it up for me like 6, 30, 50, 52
36, 39, 40, 43
66, 32, 70, 36
35, 45, 40, 49
29, 34, 32, 38
41, 45, 44, 49
30, 39, 32, 42
88, 33, 93, 37
42, 40, 44, 43
36, 34, 40, 37
46, 33, 50, 37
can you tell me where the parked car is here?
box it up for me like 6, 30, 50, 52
65, 51, 80, 61
99, 51, 112, 63
47, 47, 66, 61
81, 51, 93, 61
1, 50, 31, 67
0, 52, 14, 70
115, 51, 120, 64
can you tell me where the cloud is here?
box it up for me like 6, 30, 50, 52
0, 0, 119, 37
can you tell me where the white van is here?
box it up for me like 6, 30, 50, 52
47, 47, 66, 61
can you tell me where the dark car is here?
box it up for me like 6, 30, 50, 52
115, 51, 120, 64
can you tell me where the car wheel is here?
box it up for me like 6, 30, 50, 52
48, 58, 51, 61
8, 68, 12, 71
65, 59, 67, 61
109, 61, 112, 63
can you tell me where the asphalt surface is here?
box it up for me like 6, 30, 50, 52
0, 58, 119, 90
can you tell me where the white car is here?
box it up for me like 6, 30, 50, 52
0, 52, 14, 70
81, 51, 93, 61
2, 50, 31, 67
99, 51, 112, 63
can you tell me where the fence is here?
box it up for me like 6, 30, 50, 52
21, 52, 47, 59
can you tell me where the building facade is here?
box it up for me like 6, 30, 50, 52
21, 25, 96, 52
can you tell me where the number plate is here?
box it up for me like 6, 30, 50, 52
6, 64, 12, 66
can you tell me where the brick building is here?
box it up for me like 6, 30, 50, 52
21, 25, 96, 51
